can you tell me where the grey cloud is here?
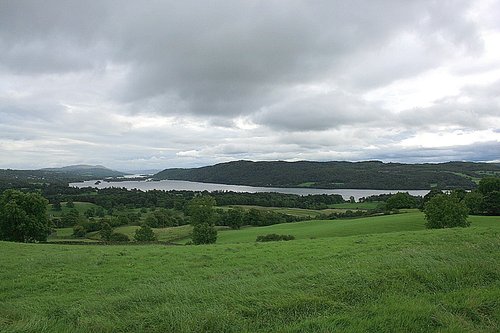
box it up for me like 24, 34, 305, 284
361, 141, 500, 163
398, 80, 500, 130
2, 0, 482, 116
0, 0, 498, 169
254, 90, 385, 131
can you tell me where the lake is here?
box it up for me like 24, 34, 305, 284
70, 179, 430, 201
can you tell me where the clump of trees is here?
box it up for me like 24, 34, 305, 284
0, 190, 51, 242
256, 234, 295, 242
424, 193, 469, 229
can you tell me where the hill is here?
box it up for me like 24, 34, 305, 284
0, 165, 126, 190
40, 164, 126, 178
154, 160, 500, 190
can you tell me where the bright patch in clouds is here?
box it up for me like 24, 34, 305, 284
0, 0, 499, 170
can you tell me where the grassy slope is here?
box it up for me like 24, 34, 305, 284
211, 212, 498, 244
114, 225, 193, 242
221, 205, 352, 217
1, 225, 499, 332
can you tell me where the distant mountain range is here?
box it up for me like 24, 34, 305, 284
153, 160, 500, 190
40, 165, 126, 178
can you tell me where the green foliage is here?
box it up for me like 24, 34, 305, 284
0, 189, 51, 242
478, 177, 500, 195
144, 208, 185, 228
477, 177, 500, 215
134, 224, 157, 242
72, 224, 87, 238
100, 222, 113, 241
109, 232, 130, 242
188, 195, 216, 225
188, 195, 218, 244
192, 223, 217, 244
483, 190, 500, 215
221, 208, 244, 229
424, 194, 469, 229
463, 191, 484, 214
256, 234, 295, 242
386, 192, 420, 210
65, 199, 75, 208
154, 160, 500, 189
61, 208, 84, 227
52, 200, 62, 211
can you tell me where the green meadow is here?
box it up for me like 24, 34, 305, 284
1, 210, 499, 332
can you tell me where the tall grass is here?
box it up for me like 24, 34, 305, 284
1, 224, 499, 332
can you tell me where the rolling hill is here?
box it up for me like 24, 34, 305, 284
154, 160, 500, 190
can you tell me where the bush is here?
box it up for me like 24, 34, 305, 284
72, 225, 87, 238
424, 194, 469, 229
134, 224, 157, 242
192, 223, 217, 244
109, 232, 130, 242
256, 234, 295, 242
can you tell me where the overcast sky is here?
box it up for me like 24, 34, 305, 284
1, 0, 499, 171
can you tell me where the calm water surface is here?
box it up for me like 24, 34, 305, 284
70, 179, 430, 201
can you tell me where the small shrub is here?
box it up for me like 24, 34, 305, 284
109, 232, 130, 242
72, 225, 87, 238
256, 234, 295, 242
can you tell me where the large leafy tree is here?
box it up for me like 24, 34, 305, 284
424, 194, 469, 229
188, 195, 217, 244
0, 190, 51, 242
478, 177, 500, 215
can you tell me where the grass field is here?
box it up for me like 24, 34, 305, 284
222, 205, 353, 217
1, 224, 499, 332
329, 201, 381, 210
187, 211, 498, 244
114, 225, 193, 242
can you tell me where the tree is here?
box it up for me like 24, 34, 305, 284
478, 177, 500, 195
0, 189, 51, 242
482, 191, 500, 215
424, 194, 469, 229
477, 177, 500, 215
386, 192, 418, 210
100, 222, 113, 241
134, 224, 157, 242
422, 188, 443, 207
223, 208, 244, 229
463, 191, 484, 215
61, 208, 83, 226
72, 224, 87, 238
52, 200, 62, 211
188, 195, 217, 244
65, 199, 75, 208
